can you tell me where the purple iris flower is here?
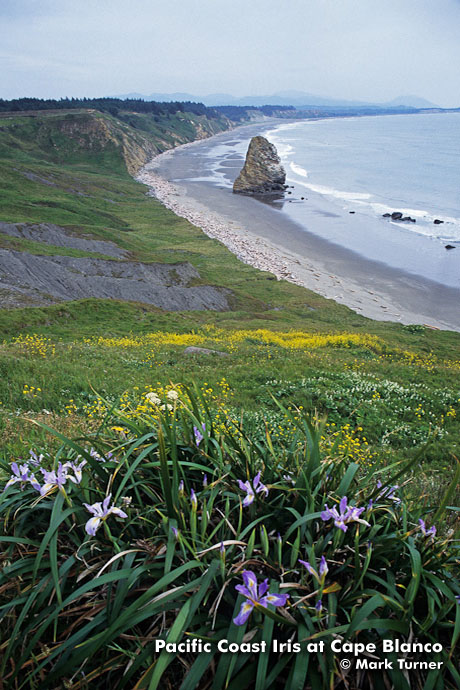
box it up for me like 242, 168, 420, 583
376, 480, 401, 504
233, 570, 289, 625
171, 526, 179, 539
193, 423, 206, 446
28, 450, 45, 467
298, 555, 328, 583
89, 448, 113, 463
319, 556, 328, 577
419, 518, 436, 538
315, 600, 323, 612
83, 494, 128, 536
190, 488, 198, 510
298, 559, 315, 577
238, 472, 269, 507
282, 473, 295, 485
321, 496, 370, 532
40, 462, 70, 496
203, 474, 208, 488
455, 594, 460, 604
4, 462, 41, 492
63, 459, 86, 484
38, 459, 85, 496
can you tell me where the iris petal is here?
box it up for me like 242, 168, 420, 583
235, 584, 251, 598
242, 571, 259, 599
85, 517, 102, 536
242, 492, 254, 507
233, 601, 254, 626
258, 578, 269, 598
260, 592, 289, 607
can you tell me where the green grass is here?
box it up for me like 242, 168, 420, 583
0, 109, 460, 500
0, 107, 459, 690
0, 233, 116, 259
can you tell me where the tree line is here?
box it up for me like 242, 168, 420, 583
0, 97, 220, 119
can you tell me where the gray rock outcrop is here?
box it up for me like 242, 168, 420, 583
0, 222, 127, 258
0, 250, 232, 311
233, 136, 286, 196
183, 346, 229, 357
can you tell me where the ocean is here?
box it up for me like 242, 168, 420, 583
196, 112, 460, 290
267, 113, 460, 241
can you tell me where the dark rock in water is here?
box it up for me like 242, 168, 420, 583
445, 244, 456, 250
386, 212, 416, 222
287, 191, 292, 194
301, 197, 305, 200
349, 211, 355, 214
434, 219, 444, 225
233, 136, 286, 196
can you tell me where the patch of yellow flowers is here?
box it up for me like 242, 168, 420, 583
322, 422, 377, 467
83, 379, 238, 438
94, 382, 374, 466
11, 333, 56, 358
22, 384, 42, 398
78, 325, 460, 372
84, 326, 384, 353
6, 327, 460, 375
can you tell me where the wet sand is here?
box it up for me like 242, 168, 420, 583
136, 124, 460, 332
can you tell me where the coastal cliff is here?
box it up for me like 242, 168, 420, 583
233, 136, 286, 195
0, 107, 234, 309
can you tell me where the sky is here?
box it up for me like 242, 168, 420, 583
1, 0, 460, 106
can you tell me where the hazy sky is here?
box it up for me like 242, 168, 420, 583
2, 0, 460, 106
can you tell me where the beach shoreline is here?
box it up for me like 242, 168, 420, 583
136, 124, 460, 332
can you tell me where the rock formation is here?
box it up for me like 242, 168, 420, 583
382, 211, 416, 222
0, 250, 232, 311
233, 136, 286, 195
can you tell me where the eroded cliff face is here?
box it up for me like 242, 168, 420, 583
21, 110, 231, 176
32, 112, 158, 175
233, 136, 286, 195
0, 111, 236, 310
0, 245, 232, 311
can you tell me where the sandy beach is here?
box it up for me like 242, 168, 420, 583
136, 125, 460, 332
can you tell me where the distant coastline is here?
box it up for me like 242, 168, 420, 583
137, 117, 460, 332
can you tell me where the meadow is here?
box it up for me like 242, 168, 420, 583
0, 109, 459, 688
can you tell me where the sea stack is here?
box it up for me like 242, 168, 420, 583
233, 136, 286, 195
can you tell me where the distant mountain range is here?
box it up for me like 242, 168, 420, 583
114, 90, 439, 109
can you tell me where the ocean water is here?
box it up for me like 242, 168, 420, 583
161, 112, 460, 290
266, 113, 460, 242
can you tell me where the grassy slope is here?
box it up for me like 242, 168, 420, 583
0, 109, 459, 504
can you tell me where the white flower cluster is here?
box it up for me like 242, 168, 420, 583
145, 389, 179, 409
